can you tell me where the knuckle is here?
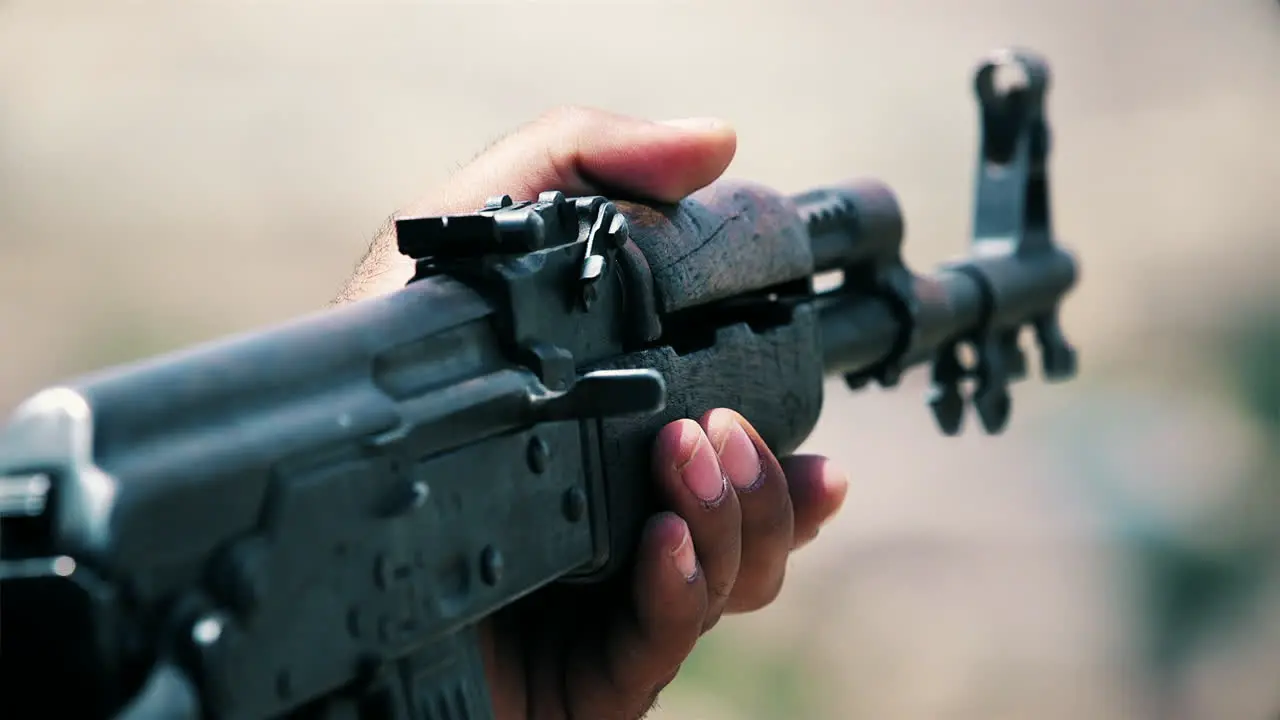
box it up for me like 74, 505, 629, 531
758, 568, 786, 606
700, 611, 724, 634
636, 671, 680, 720
655, 664, 682, 693
536, 104, 598, 130
747, 497, 793, 541
707, 577, 735, 604
735, 562, 787, 613
791, 527, 820, 551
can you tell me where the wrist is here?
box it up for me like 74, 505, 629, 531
332, 216, 416, 305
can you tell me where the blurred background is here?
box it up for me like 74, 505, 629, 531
1, 1, 1278, 717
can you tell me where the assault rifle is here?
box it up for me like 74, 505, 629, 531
0, 49, 1078, 719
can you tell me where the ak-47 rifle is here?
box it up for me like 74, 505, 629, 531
0, 49, 1077, 719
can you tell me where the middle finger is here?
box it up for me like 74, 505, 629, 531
653, 419, 743, 632
701, 409, 795, 614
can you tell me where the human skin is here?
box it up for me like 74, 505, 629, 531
337, 106, 849, 720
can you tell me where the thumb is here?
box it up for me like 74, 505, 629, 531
339, 107, 736, 302
411, 106, 738, 215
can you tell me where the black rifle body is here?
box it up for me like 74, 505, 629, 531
0, 50, 1077, 719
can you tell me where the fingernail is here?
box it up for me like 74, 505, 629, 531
678, 427, 727, 505
659, 116, 726, 131
671, 527, 699, 581
712, 415, 763, 491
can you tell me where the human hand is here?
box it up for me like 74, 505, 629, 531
338, 107, 849, 719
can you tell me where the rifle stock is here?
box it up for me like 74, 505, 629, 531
0, 49, 1077, 719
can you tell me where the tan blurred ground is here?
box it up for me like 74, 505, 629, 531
2, 1, 1279, 718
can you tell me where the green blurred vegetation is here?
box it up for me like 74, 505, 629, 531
1222, 302, 1280, 439
1139, 299, 1280, 693
669, 633, 825, 719
1046, 295, 1280, 709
